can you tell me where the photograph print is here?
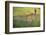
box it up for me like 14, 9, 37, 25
13, 7, 40, 28
5, 1, 45, 34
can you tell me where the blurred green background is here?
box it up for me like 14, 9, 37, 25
13, 7, 40, 28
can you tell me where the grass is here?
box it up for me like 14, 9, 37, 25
30, 16, 40, 27
13, 16, 30, 28
13, 15, 40, 28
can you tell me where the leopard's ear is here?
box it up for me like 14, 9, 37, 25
34, 8, 36, 14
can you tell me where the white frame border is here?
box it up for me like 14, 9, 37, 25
9, 3, 44, 32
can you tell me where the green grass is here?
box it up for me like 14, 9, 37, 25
13, 16, 40, 28
30, 16, 40, 27
13, 7, 40, 16
13, 16, 31, 28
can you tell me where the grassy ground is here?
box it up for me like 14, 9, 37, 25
13, 15, 40, 28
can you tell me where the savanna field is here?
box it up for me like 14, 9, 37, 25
13, 7, 40, 28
